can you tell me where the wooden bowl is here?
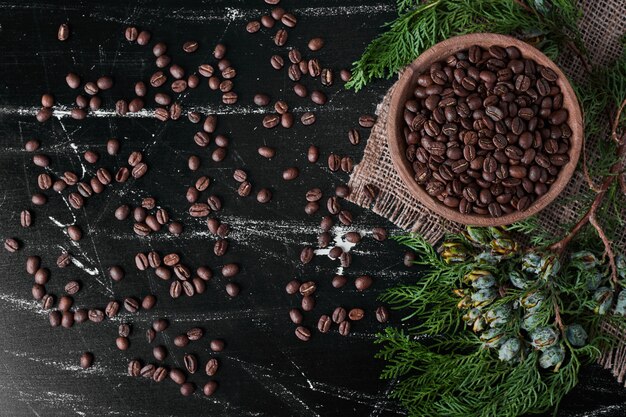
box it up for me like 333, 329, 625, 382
388, 33, 583, 226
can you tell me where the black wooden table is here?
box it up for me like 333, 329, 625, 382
0, 1, 625, 416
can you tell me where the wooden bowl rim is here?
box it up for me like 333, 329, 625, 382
387, 33, 583, 226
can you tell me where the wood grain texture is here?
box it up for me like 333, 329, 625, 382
0, 1, 624, 416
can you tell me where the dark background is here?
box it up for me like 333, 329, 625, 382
0, 0, 624, 416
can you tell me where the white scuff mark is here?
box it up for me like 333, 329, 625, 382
68, 255, 100, 276
88, 4, 394, 23
297, 4, 395, 17
0, 293, 46, 316
227, 356, 402, 414
106, 306, 284, 324
4, 350, 114, 376
49, 216, 72, 228
0, 104, 349, 118
68, 142, 87, 177
236, 360, 320, 417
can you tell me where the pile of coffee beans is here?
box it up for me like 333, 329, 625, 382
402, 44, 572, 217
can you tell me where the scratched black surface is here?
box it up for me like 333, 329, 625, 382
0, 1, 625, 416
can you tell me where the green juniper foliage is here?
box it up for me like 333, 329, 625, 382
347, 0, 581, 91
378, 227, 626, 417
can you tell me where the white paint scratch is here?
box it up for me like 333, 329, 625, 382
0, 104, 350, 118
87, 4, 395, 23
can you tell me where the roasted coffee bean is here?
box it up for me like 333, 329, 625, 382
282, 167, 299, 180
301, 112, 316, 126
142, 295, 156, 310
349, 308, 365, 321
372, 227, 387, 241
359, 115, 376, 128
375, 306, 389, 323
184, 354, 198, 374
295, 326, 311, 341
64, 280, 80, 295
331, 275, 347, 288
332, 307, 347, 324
26, 256, 41, 275
263, 114, 280, 129
321, 68, 333, 86
274, 29, 288, 46
347, 128, 361, 145
338, 321, 351, 336
221, 263, 239, 278
270, 54, 284, 70
253, 94, 270, 107
294, 83, 308, 97
338, 210, 353, 226
205, 358, 219, 377
285, 279, 301, 295
34, 268, 49, 285
328, 154, 341, 171
311, 90, 327, 105
225, 282, 240, 297
246, 20, 261, 33
355, 275, 373, 291
257, 188, 272, 203
237, 181, 252, 197
300, 246, 314, 264
169, 368, 186, 384
316, 315, 331, 333
214, 239, 229, 256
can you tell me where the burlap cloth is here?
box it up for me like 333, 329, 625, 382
347, 1, 626, 384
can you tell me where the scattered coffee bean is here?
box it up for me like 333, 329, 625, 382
355, 275, 373, 291
295, 326, 311, 341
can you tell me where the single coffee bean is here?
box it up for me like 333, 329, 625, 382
285, 279, 301, 295
301, 295, 315, 311
246, 20, 261, 33
26, 256, 41, 275
289, 308, 303, 324
301, 112, 316, 126
372, 227, 387, 241
88, 309, 105, 323
282, 167, 299, 180
332, 307, 347, 324
331, 275, 347, 288
300, 246, 314, 264
169, 368, 186, 384
152, 345, 167, 362
375, 306, 389, 323
182, 40, 198, 53
270, 55, 284, 70
57, 23, 70, 41
34, 268, 49, 285
184, 354, 198, 374
359, 115, 376, 128
355, 275, 373, 291
349, 308, 365, 321
317, 315, 332, 333
65, 280, 80, 295
153, 367, 168, 383
20, 210, 32, 227
311, 90, 327, 105
274, 29, 288, 46
308, 37, 324, 51
203, 381, 218, 397
257, 188, 272, 203
210, 339, 225, 352
295, 326, 311, 341
225, 282, 240, 297
205, 358, 219, 376
138, 364, 156, 380
263, 114, 280, 128
338, 321, 351, 336
222, 263, 240, 278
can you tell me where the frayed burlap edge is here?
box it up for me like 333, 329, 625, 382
347, 0, 626, 386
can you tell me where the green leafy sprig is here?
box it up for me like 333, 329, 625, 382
377, 228, 624, 417
347, 0, 581, 91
